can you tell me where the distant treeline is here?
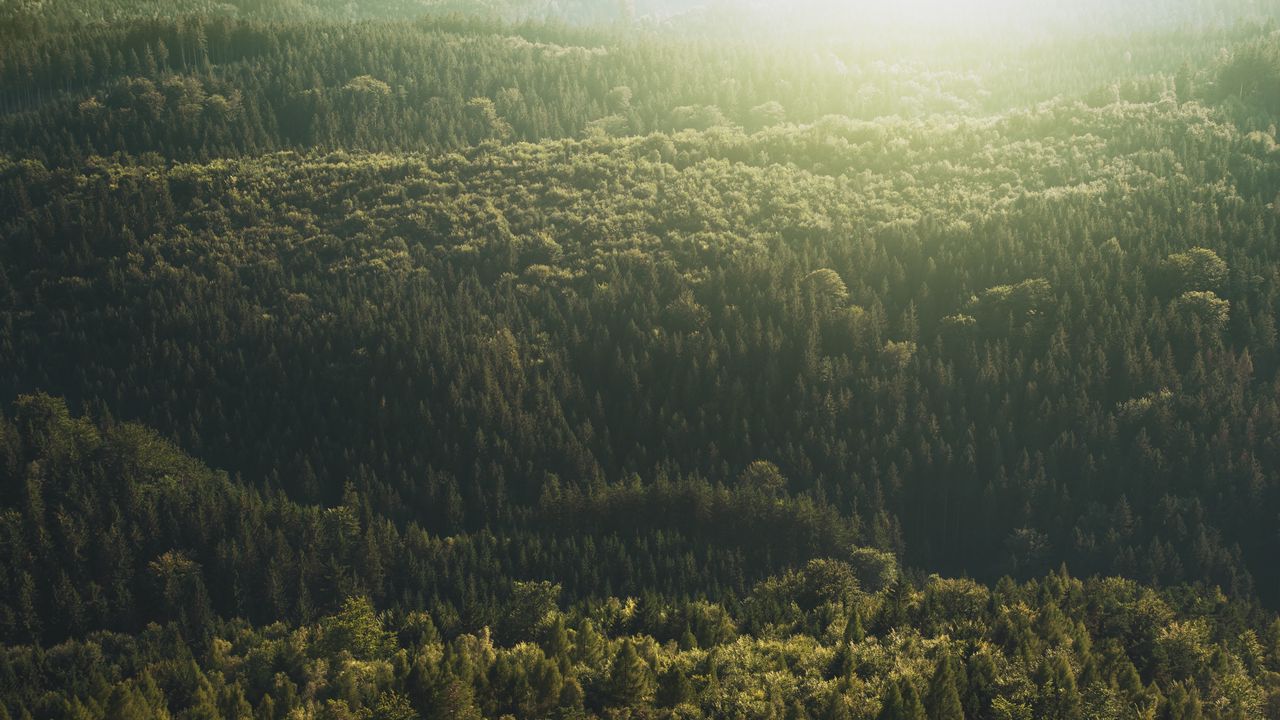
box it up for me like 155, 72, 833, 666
0, 14, 1277, 166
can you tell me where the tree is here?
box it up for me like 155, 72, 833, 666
804, 268, 850, 307
1216, 39, 1280, 112
749, 101, 786, 130
148, 551, 212, 640
875, 579, 913, 633
877, 683, 906, 720
1174, 62, 1193, 101
466, 97, 511, 143
970, 278, 1054, 332
320, 596, 392, 660
605, 639, 656, 708
844, 609, 865, 644
1162, 683, 1204, 720
822, 686, 852, 720
1162, 248, 1227, 294
657, 666, 696, 707
901, 680, 928, 720
925, 656, 964, 720
879, 678, 926, 720
498, 580, 560, 644
103, 678, 168, 720
343, 75, 392, 97
850, 548, 899, 594
408, 655, 482, 720
1033, 654, 1083, 720
965, 649, 998, 718
739, 460, 787, 497
606, 86, 633, 113
1172, 291, 1230, 333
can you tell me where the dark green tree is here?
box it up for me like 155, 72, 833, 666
605, 639, 656, 708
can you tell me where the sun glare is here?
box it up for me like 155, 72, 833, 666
748, 0, 1096, 46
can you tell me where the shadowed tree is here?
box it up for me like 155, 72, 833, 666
605, 639, 656, 708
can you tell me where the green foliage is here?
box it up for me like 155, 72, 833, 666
738, 460, 788, 497
1215, 36, 1280, 115
0, 408, 1272, 719
968, 278, 1054, 332
604, 639, 655, 708
925, 655, 965, 720
2, 3, 1280, 718
1032, 654, 1083, 720
804, 268, 851, 306
1172, 290, 1230, 332
1162, 247, 1228, 294
319, 597, 394, 660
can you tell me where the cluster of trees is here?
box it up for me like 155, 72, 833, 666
2, 396, 1279, 719
0, 394, 860, 647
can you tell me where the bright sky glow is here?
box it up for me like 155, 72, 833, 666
715, 0, 1249, 46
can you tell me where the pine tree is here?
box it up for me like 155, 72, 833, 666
1162, 683, 1204, 720
680, 621, 699, 650
822, 686, 851, 720
926, 656, 965, 720
830, 642, 856, 680
104, 679, 167, 720
844, 609, 865, 643
606, 639, 656, 708
879, 679, 927, 720
1034, 654, 1083, 720
542, 614, 573, 666
901, 680, 928, 720
876, 580, 912, 634
965, 649, 998, 718
657, 666, 696, 708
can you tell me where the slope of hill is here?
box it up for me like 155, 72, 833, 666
2, 395, 1278, 719
4, 1, 1280, 718
5, 92, 1280, 606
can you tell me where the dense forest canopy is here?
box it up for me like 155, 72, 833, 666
3, 0, 1280, 717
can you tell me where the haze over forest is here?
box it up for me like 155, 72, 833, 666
2, 0, 1280, 718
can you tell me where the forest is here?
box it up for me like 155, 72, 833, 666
2, 0, 1280, 718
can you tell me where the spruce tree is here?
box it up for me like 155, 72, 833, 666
877, 682, 905, 720
606, 639, 656, 708
1034, 654, 1083, 720
879, 678, 927, 720
657, 666, 696, 707
926, 656, 965, 720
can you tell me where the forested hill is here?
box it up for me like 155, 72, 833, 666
2, 394, 1279, 719
6, 86, 1280, 597
1, 10, 1278, 166
4, 0, 1280, 717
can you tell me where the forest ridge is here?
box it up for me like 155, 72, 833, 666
2, 0, 1280, 718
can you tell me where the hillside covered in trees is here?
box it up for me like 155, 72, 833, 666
3, 0, 1280, 718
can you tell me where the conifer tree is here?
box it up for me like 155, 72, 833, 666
879, 679, 927, 720
1034, 654, 1083, 720
606, 639, 656, 708
926, 656, 965, 720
